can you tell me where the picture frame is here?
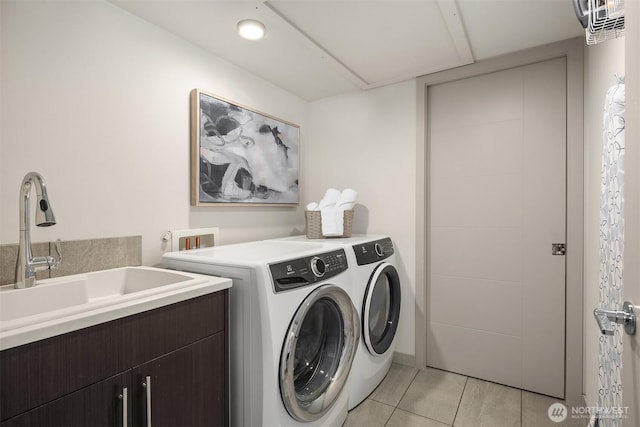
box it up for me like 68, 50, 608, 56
191, 89, 300, 206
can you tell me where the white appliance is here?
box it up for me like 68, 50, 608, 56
162, 240, 359, 426
272, 235, 402, 410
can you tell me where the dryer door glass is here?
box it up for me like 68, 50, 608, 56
364, 263, 401, 355
280, 285, 359, 423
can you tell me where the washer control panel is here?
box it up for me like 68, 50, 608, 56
353, 237, 394, 265
269, 249, 348, 293
310, 257, 326, 278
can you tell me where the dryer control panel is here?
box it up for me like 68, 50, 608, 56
353, 237, 394, 266
269, 249, 348, 293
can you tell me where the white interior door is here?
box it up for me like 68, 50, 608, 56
427, 58, 567, 398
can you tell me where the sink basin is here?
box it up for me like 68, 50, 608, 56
0, 266, 231, 350
85, 267, 192, 300
0, 277, 88, 323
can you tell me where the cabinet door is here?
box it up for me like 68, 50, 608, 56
0, 372, 130, 427
1, 316, 132, 421
132, 332, 227, 427
131, 290, 226, 366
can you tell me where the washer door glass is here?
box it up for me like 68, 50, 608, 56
363, 263, 401, 355
280, 285, 359, 423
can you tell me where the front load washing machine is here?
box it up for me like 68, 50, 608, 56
271, 235, 402, 410
162, 240, 359, 426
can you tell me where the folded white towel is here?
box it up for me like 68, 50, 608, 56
306, 202, 319, 211
321, 207, 343, 237
337, 188, 357, 210
319, 188, 341, 209
339, 188, 357, 203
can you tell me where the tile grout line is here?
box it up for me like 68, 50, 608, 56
381, 367, 421, 427
393, 367, 421, 409
450, 375, 469, 427
380, 401, 395, 427
388, 407, 459, 427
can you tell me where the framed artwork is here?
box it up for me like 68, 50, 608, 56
191, 89, 300, 206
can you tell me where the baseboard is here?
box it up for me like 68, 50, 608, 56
393, 351, 415, 367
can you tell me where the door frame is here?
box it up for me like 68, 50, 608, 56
623, 1, 640, 425
414, 37, 584, 405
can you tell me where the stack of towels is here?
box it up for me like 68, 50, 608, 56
307, 188, 357, 237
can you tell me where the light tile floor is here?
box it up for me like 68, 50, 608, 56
345, 364, 587, 427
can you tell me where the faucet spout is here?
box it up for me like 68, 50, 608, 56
14, 172, 62, 289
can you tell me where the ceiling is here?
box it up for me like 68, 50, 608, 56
110, 0, 585, 101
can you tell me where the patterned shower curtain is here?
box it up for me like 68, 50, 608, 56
597, 76, 625, 427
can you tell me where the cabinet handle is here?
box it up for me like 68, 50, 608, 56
142, 375, 152, 427
118, 387, 128, 427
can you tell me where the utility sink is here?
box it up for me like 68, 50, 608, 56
85, 267, 192, 300
0, 266, 231, 351
0, 276, 88, 323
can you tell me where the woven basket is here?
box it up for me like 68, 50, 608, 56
305, 210, 354, 239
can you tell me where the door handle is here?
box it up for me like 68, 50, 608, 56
594, 301, 636, 336
142, 376, 152, 427
118, 387, 128, 427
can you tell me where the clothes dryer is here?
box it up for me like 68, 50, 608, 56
271, 235, 401, 410
162, 240, 359, 426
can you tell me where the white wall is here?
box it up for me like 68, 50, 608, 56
0, 0, 308, 265
306, 82, 417, 357
583, 36, 625, 407
0, 0, 3, 242
1, 0, 419, 358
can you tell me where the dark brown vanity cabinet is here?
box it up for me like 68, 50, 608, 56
0, 289, 229, 427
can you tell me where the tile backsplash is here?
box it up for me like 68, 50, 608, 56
0, 236, 141, 286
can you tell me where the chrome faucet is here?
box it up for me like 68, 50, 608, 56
14, 172, 62, 288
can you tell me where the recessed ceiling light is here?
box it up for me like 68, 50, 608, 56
237, 19, 266, 41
